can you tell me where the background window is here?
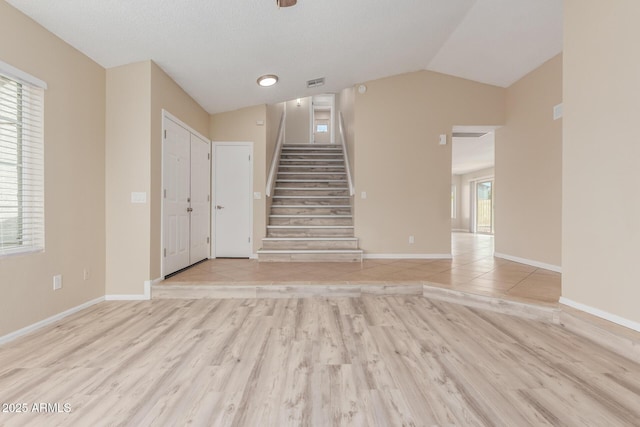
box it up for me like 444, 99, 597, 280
316, 124, 328, 133
0, 70, 45, 256
451, 184, 456, 219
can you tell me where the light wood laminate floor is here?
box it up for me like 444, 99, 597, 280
165, 233, 561, 305
1, 297, 638, 426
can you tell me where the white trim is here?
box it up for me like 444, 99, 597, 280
0, 297, 104, 346
559, 297, 640, 333
452, 228, 469, 232
494, 252, 561, 273
104, 294, 149, 301
250, 253, 259, 259
363, 253, 453, 260
162, 109, 210, 143
105, 278, 157, 301
0, 59, 48, 89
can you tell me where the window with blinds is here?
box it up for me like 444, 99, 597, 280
0, 65, 45, 256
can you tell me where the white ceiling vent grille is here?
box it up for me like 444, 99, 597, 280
306, 78, 325, 88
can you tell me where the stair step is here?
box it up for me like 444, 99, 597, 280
277, 179, 346, 182
275, 187, 349, 191
282, 144, 342, 151
269, 216, 352, 226
271, 205, 351, 208
267, 225, 354, 229
257, 250, 363, 263
281, 153, 342, 156
273, 195, 350, 199
275, 190, 349, 197
276, 181, 347, 188
278, 172, 346, 175
280, 159, 344, 163
267, 227, 354, 237
270, 215, 352, 218
261, 237, 359, 250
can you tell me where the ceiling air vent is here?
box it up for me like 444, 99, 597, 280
306, 78, 325, 89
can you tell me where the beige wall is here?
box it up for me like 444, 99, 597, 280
452, 167, 495, 232
338, 86, 356, 181
284, 97, 311, 144
106, 60, 208, 295
105, 62, 151, 296
563, 1, 640, 323
495, 55, 562, 267
354, 71, 505, 255
266, 102, 285, 169
210, 105, 268, 253
0, 1, 106, 336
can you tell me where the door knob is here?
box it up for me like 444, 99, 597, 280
216, 205, 224, 210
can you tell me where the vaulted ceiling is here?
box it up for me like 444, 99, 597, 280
6, 0, 562, 114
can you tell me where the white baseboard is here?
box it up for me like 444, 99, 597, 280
0, 297, 105, 346
494, 252, 561, 273
559, 297, 640, 333
105, 277, 161, 301
363, 253, 453, 260
250, 253, 258, 260
452, 229, 469, 233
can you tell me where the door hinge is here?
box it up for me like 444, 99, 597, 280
164, 130, 167, 139
208, 153, 210, 160
248, 154, 251, 161
164, 189, 166, 198
248, 237, 251, 243
164, 248, 167, 257
207, 195, 210, 202
207, 237, 210, 244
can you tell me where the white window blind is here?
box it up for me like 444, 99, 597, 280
0, 67, 45, 256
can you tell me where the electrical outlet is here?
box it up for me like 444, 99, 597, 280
83, 268, 90, 281
409, 236, 415, 244
53, 274, 62, 290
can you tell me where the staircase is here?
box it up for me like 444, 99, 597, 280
258, 144, 363, 262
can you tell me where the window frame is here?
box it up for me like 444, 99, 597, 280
0, 60, 46, 257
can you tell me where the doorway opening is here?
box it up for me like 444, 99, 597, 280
451, 126, 498, 236
311, 94, 335, 144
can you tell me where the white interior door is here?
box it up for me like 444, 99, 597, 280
213, 143, 252, 258
190, 134, 211, 263
163, 118, 191, 275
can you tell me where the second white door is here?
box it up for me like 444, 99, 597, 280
213, 143, 253, 258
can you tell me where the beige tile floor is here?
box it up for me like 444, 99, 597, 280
164, 232, 561, 305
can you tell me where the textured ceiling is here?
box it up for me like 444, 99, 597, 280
6, 0, 562, 114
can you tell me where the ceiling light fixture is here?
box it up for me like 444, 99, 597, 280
276, 0, 297, 7
257, 74, 278, 87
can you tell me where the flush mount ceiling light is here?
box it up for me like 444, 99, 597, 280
257, 74, 278, 87
276, 0, 297, 7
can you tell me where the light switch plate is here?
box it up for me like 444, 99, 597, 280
254, 192, 262, 199
131, 192, 147, 203
361, 191, 367, 199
